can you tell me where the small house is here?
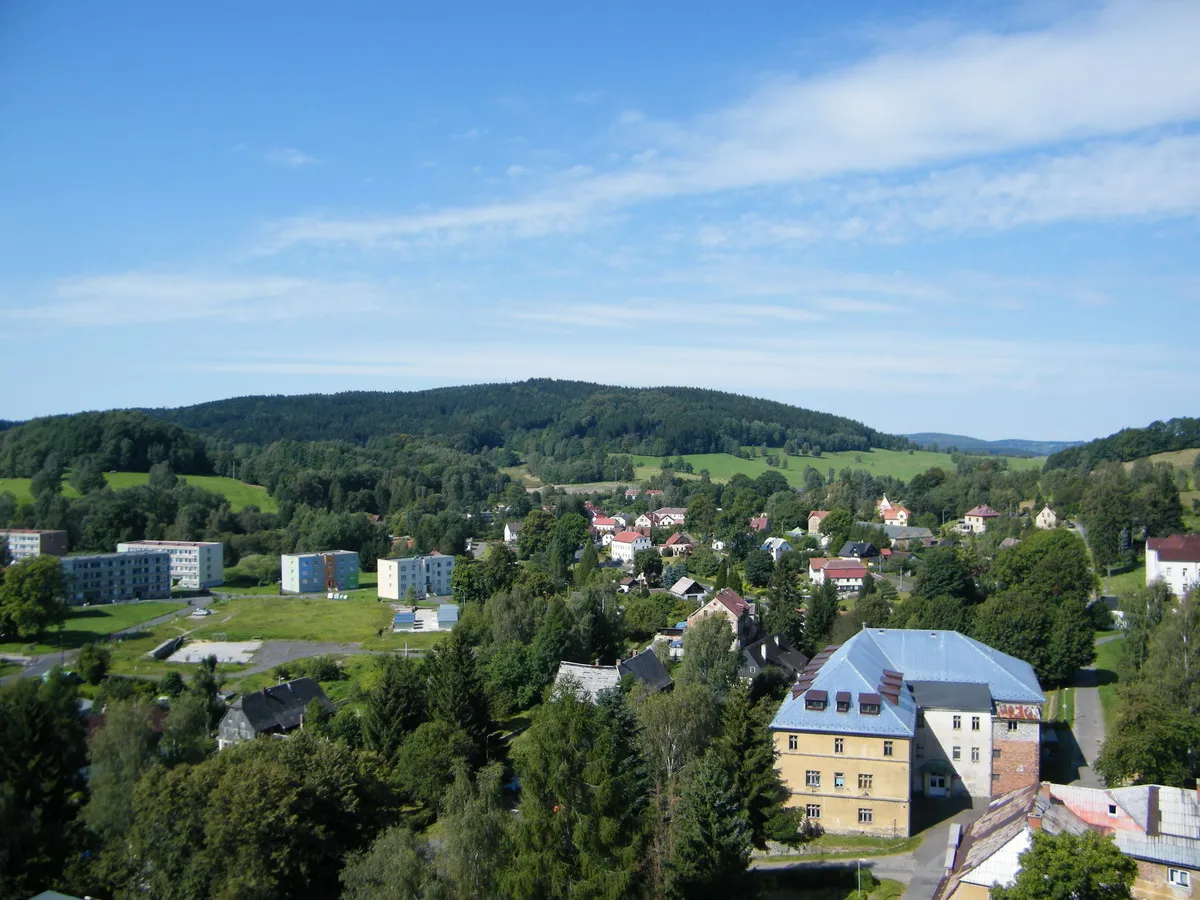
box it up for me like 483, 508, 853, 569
1035, 506, 1058, 530
670, 576, 707, 602
217, 678, 333, 750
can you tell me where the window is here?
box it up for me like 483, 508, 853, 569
858, 774, 873, 790
806, 804, 821, 819
805, 770, 821, 788
860, 701, 880, 715
836, 699, 850, 713
952, 746, 961, 761
952, 715, 961, 729
993, 748, 1001, 759
1108, 804, 1118, 817
834, 773, 845, 788
971, 747, 980, 763
1007, 720, 1019, 733
788, 735, 798, 751
992, 773, 1001, 782
971, 716, 981, 731
806, 697, 827, 711
883, 741, 894, 757
834, 738, 844, 754
858, 808, 873, 824
1169, 869, 1190, 887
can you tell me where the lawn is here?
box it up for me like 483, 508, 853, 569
1045, 687, 1075, 726
1094, 634, 1125, 734
1124, 448, 1199, 478
0, 600, 186, 656
1100, 562, 1145, 598
627, 447, 1042, 487
0, 472, 276, 512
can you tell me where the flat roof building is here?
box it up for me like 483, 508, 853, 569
117, 540, 224, 589
0, 529, 68, 561
281, 550, 359, 594
61, 551, 172, 605
378, 553, 456, 600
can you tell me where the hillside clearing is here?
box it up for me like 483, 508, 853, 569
0, 472, 276, 512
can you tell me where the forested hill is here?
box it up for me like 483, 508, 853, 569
149, 380, 914, 456
906, 432, 1081, 457
1045, 417, 1200, 471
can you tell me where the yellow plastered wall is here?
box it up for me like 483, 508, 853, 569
774, 730, 912, 836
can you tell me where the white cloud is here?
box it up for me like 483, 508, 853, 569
264, 147, 321, 168
259, 1, 1200, 253
6, 272, 388, 325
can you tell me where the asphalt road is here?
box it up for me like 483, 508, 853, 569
1070, 633, 1119, 788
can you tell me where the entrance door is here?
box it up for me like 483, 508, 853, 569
928, 775, 947, 797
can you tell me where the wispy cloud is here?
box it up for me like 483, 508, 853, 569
259, 1, 1200, 253
264, 147, 321, 168
5, 272, 387, 325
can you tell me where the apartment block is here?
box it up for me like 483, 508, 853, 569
771, 629, 1044, 837
117, 540, 224, 589
0, 529, 69, 561
378, 553, 456, 600
281, 550, 359, 594
61, 551, 172, 605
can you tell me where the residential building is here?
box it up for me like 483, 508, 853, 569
739, 633, 809, 683
553, 650, 672, 702
770, 629, 1044, 837
378, 553, 456, 599
960, 505, 1002, 534
1146, 534, 1200, 598
749, 515, 770, 532
280, 550, 360, 594
839, 541, 879, 560
610, 513, 629, 527
809, 557, 869, 590
999, 536, 1022, 550
687, 588, 755, 648
0, 529, 68, 561
116, 540, 224, 589
610, 530, 651, 563
636, 507, 688, 529
624, 487, 640, 499
670, 576, 707, 602
809, 510, 831, 534
786, 526, 806, 540
882, 504, 911, 527
61, 551, 172, 604
504, 522, 522, 544
1035, 506, 1058, 530
936, 782, 1200, 900
217, 678, 333, 750
592, 516, 618, 533
662, 531, 696, 556
874, 523, 935, 548
762, 536, 793, 562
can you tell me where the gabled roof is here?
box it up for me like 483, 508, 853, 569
749, 516, 769, 530
965, 504, 1001, 518
713, 588, 751, 617
740, 634, 809, 678
554, 662, 621, 702
617, 649, 673, 692
505, 521, 522, 532
665, 532, 695, 545
1148, 534, 1200, 562
592, 516, 617, 526
762, 536, 791, 550
810, 510, 831, 520
876, 523, 934, 540
233, 678, 332, 734
653, 507, 687, 518
839, 541, 878, 557
670, 576, 705, 596
827, 566, 868, 580
1047, 783, 1200, 869
612, 531, 646, 543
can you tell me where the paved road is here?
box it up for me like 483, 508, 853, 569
1070, 633, 1119, 788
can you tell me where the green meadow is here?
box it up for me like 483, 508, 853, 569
0, 472, 276, 512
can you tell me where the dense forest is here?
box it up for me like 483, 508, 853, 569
146, 380, 915, 455
1045, 417, 1200, 471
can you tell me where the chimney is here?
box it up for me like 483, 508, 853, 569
1027, 813, 1043, 831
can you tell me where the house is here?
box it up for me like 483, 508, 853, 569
670, 576, 707, 602
712, 538, 728, 552
617, 648, 674, 693
635, 513, 654, 529
687, 588, 756, 648
601, 532, 615, 547
739, 633, 809, 682
749, 515, 770, 532
762, 536, 793, 562
618, 575, 638, 593
770, 629, 1044, 837
936, 782, 1200, 900
625, 487, 640, 499
592, 516, 618, 533
610, 531, 652, 564
809, 510, 831, 534
554, 651, 673, 701
877, 524, 935, 548
217, 678, 334, 750
809, 557, 869, 587
961, 505, 1002, 534
645, 489, 664, 498
654, 507, 688, 528
883, 506, 911, 527
504, 522, 522, 544
1146, 534, 1200, 597
827, 566, 868, 593
611, 513, 629, 527
876, 496, 895, 515
786, 526, 807, 539
662, 532, 697, 556
1035, 506, 1058, 530
839, 541, 879, 561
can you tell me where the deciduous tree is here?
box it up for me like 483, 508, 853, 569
992, 830, 1135, 900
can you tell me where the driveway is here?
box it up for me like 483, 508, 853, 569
1070, 636, 1118, 788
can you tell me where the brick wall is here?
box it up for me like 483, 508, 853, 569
991, 737, 1039, 795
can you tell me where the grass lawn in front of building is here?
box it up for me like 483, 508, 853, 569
0, 600, 186, 656
1094, 634, 1125, 734
1100, 562, 1145, 598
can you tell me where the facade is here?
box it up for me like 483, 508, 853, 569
661, 532, 696, 556
592, 516, 618, 533
1146, 534, 1200, 598
882, 503, 911, 527
687, 588, 755, 649
961, 505, 1002, 534
378, 553, 456, 600
504, 522, 521, 544
771, 629, 1044, 837
762, 537, 793, 562
280, 550, 360, 594
61, 551, 172, 604
217, 677, 333, 750
610, 531, 651, 563
116, 540, 224, 589
809, 557, 868, 589
0, 529, 68, 561
1034, 506, 1058, 530
809, 510, 831, 534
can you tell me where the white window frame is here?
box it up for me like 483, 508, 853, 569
1169, 868, 1190, 888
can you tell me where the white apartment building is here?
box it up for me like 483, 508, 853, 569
1146, 534, 1200, 597
281, 550, 360, 594
61, 551, 172, 605
378, 553, 456, 600
117, 540, 224, 589
0, 529, 68, 560
610, 531, 651, 563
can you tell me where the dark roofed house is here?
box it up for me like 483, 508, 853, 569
738, 633, 809, 682
618, 648, 674, 693
217, 677, 333, 750
839, 541, 879, 560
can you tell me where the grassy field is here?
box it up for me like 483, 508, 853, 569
0, 472, 276, 512
1100, 562, 1145, 598
1124, 448, 1199, 478
0, 600, 186, 656
1095, 635, 1125, 734
627, 447, 1043, 486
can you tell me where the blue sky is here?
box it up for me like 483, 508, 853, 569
2, 1, 1198, 440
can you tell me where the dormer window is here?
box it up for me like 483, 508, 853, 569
836, 690, 851, 712
860, 702, 881, 715
805, 689, 828, 711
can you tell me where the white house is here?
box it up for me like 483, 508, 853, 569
610, 531, 652, 564
761, 536, 792, 562
808, 510, 831, 534
1146, 535, 1200, 597
592, 516, 618, 533
808, 557, 867, 589
1034, 506, 1058, 530
611, 513, 629, 527
883, 506, 910, 527
504, 522, 522, 544
961, 504, 1001, 534
634, 513, 654, 529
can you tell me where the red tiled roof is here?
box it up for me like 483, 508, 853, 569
1151, 534, 1200, 562
810, 510, 830, 520
665, 532, 694, 545
613, 531, 644, 543
713, 587, 751, 617
749, 516, 769, 530
827, 566, 867, 580
965, 504, 1001, 518
809, 557, 832, 570
593, 517, 617, 526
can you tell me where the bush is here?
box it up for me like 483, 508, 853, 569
77, 642, 111, 685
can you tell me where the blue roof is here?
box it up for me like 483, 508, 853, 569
393, 611, 415, 624
437, 604, 459, 625
770, 628, 1043, 738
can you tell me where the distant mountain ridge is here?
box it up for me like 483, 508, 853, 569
1044, 417, 1200, 471
906, 432, 1082, 458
